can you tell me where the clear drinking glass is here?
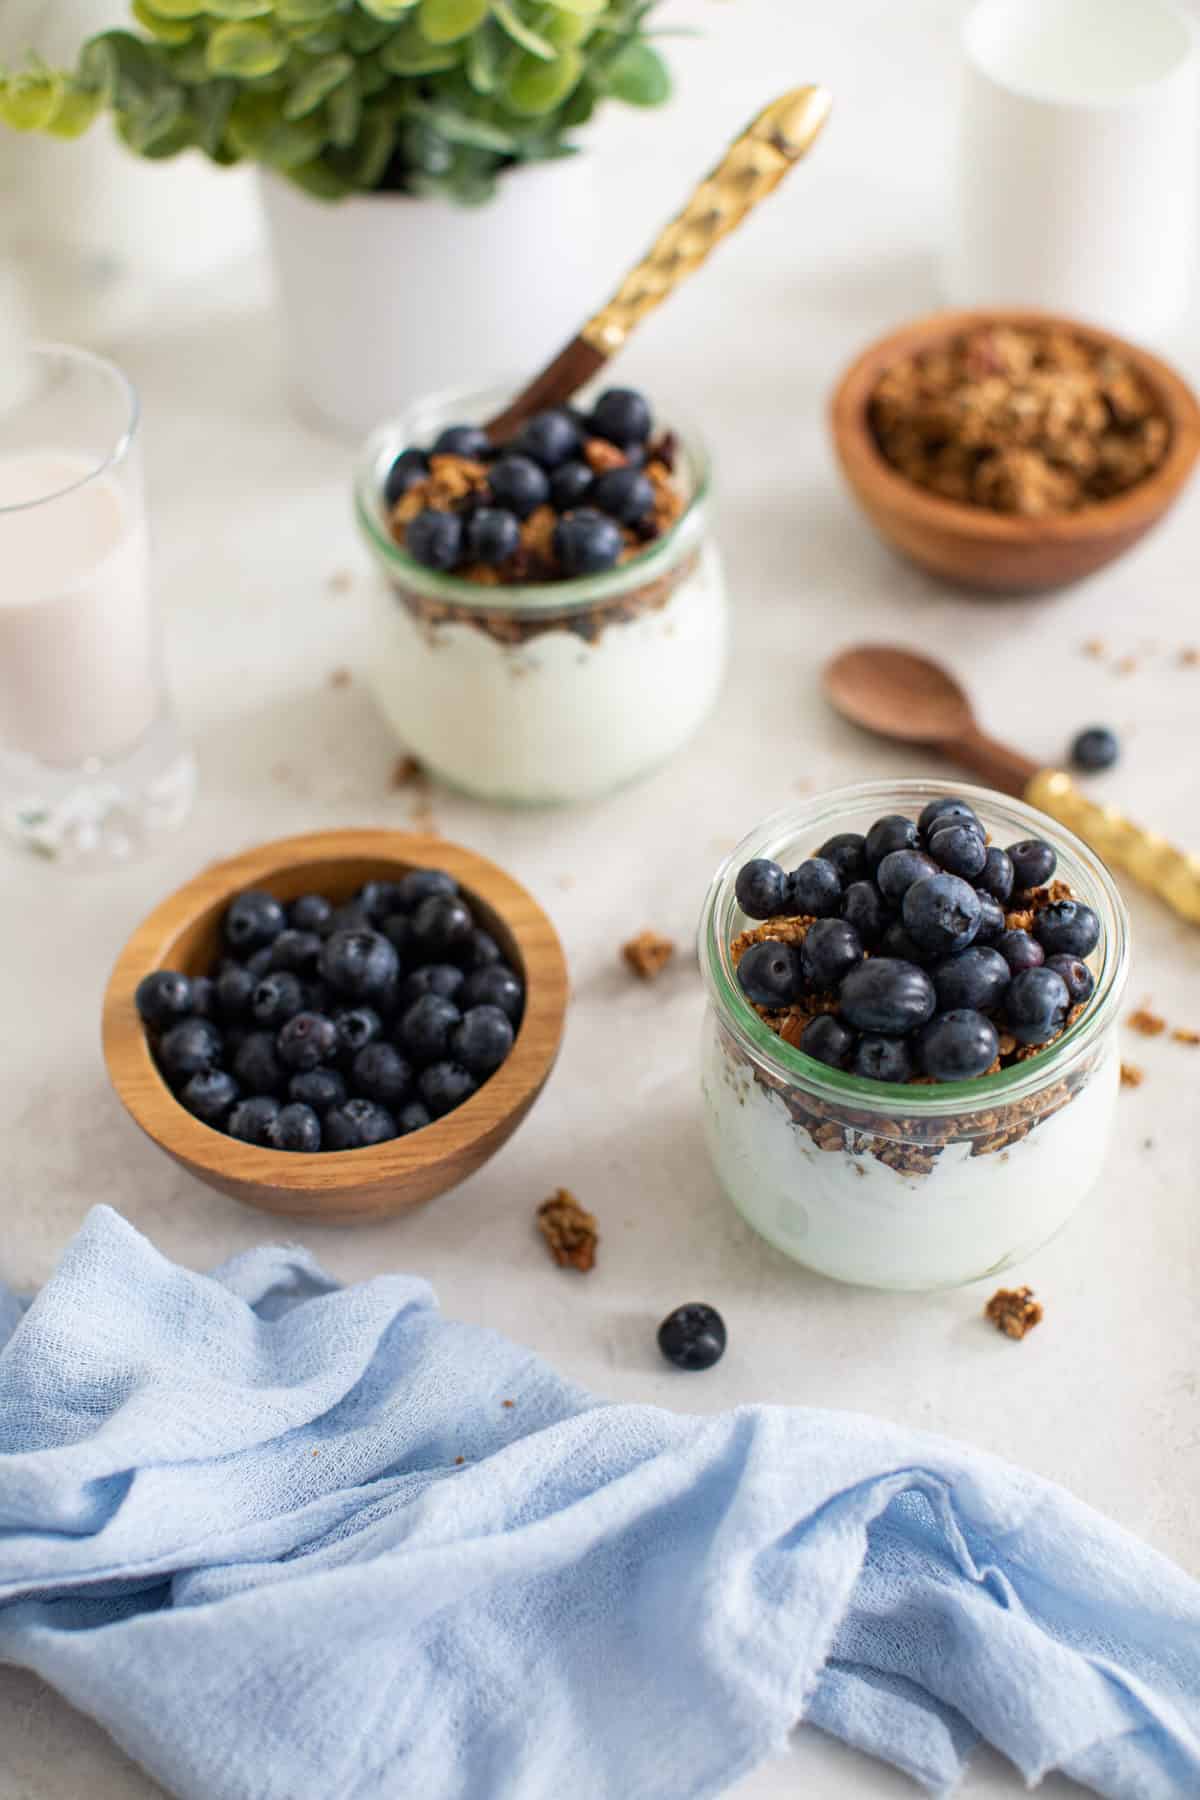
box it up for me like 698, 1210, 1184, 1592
0, 343, 195, 861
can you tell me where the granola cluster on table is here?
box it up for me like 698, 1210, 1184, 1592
985, 1285, 1044, 1340
870, 324, 1170, 516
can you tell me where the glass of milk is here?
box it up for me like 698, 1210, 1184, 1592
0, 343, 194, 861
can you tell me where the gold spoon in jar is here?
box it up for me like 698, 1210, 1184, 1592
486, 85, 832, 442
824, 644, 1200, 923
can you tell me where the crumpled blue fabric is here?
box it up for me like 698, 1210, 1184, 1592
1, 1207, 1198, 1800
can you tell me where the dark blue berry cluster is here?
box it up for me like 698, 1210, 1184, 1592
135, 870, 524, 1152
734, 797, 1101, 1086
385, 388, 678, 582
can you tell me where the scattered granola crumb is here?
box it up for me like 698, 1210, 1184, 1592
1120, 1062, 1144, 1088
329, 667, 352, 689
1115, 654, 1138, 676
537, 1189, 599, 1273
558, 874, 576, 891
1179, 647, 1199, 667
390, 753, 425, 789
1128, 1008, 1166, 1037
326, 569, 353, 594
985, 1285, 1043, 1340
454, 1455, 465, 1465
311, 1449, 319, 1456
1083, 638, 1107, 658
409, 787, 439, 833
501, 1399, 515, 1410
1171, 1027, 1200, 1046
622, 929, 676, 981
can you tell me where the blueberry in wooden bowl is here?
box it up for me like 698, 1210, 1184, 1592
102, 830, 567, 1222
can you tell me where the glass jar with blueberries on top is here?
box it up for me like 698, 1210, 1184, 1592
355, 382, 727, 806
699, 779, 1129, 1291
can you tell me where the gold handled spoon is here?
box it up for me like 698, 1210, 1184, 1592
824, 644, 1200, 923
486, 85, 832, 441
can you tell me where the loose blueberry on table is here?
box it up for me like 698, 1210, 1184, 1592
658, 1303, 727, 1371
384, 388, 684, 584
1070, 726, 1120, 773
134, 870, 524, 1152
731, 799, 1101, 1086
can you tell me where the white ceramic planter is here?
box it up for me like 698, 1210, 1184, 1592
259, 159, 600, 441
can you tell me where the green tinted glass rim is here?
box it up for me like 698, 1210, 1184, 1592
700, 778, 1130, 1115
352, 381, 711, 618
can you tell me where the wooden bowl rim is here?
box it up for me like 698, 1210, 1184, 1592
101, 828, 568, 1198
829, 305, 1200, 543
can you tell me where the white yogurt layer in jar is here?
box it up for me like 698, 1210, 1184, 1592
355, 385, 727, 806
698, 781, 1130, 1291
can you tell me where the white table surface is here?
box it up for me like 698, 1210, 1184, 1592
2, 2, 1199, 1796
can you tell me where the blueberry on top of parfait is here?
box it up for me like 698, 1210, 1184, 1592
590, 388, 653, 447
406, 509, 463, 571
384, 448, 428, 506
864, 813, 920, 872
817, 832, 867, 885
513, 409, 581, 470
1007, 839, 1057, 890
553, 509, 623, 576
431, 423, 489, 460
788, 858, 842, 918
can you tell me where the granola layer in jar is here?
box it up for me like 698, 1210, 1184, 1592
698, 781, 1129, 1290
354, 384, 726, 806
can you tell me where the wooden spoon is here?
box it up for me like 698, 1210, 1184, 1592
486, 85, 832, 442
824, 644, 1200, 923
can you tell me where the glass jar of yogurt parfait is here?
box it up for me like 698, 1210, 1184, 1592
699, 780, 1130, 1291
354, 384, 726, 806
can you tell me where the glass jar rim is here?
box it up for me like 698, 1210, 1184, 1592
352, 378, 711, 618
0, 342, 139, 514
700, 777, 1130, 1116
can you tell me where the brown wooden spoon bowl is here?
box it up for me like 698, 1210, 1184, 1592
829, 307, 1200, 594
102, 830, 568, 1223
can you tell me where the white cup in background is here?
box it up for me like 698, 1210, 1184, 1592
947, 0, 1199, 339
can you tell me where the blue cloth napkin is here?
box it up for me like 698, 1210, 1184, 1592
2, 1208, 1198, 1800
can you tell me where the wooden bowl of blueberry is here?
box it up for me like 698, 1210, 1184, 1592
102, 830, 568, 1221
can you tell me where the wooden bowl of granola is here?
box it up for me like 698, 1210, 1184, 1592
830, 308, 1200, 594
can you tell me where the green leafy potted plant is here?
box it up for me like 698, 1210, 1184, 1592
0, 0, 674, 436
